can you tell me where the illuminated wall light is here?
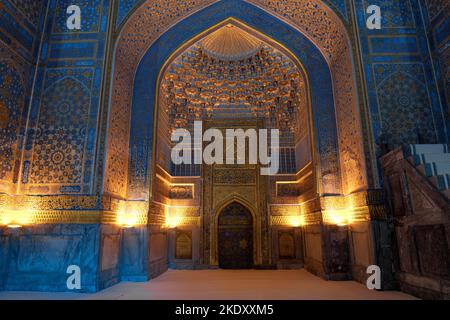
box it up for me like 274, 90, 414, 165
321, 195, 356, 227
117, 202, 141, 228
165, 206, 190, 228
7, 224, 22, 229
0, 208, 36, 227
117, 213, 139, 228
290, 204, 306, 227
288, 215, 305, 227
116, 202, 127, 227
326, 209, 346, 226
324, 208, 353, 226
166, 215, 183, 229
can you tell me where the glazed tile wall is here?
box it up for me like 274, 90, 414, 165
128, 1, 343, 197
420, 0, 449, 141
2, 0, 448, 198
106, 0, 216, 199
18, 0, 111, 195
247, 0, 366, 195
354, 0, 447, 162
117, 0, 142, 28
115, 0, 350, 27
0, 0, 47, 194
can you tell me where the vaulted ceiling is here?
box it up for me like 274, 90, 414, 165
160, 24, 307, 136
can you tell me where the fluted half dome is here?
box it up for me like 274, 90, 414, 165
200, 24, 262, 61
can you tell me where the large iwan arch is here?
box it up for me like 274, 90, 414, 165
103, 0, 375, 284
105, 0, 366, 200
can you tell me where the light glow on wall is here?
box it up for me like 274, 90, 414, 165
321, 196, 356, 226
117, 212, 139, 228
117, 201, 146, 228
6, 224, 23, 229
323, 208, 352, 226
166, 215, 184, 229
288, 215, 305, 227
0, 208, 36, 227
165, 205, 187, 229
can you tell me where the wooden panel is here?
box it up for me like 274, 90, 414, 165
388, 173, 407, 217
218, 202, 253, 269
414, 225, 450, 278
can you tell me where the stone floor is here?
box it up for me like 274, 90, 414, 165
0, 269, 416, 300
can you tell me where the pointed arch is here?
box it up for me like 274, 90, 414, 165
213, 194, 258, 266
105, 0, 367, 199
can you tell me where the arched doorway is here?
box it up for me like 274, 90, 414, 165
218, 202, 254, 269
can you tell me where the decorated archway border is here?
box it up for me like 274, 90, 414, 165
248, 0, 367, 195
152, 18, 316, 197
131, 4, 338, 198
105, 0, 366, 199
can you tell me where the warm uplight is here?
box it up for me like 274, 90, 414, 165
320, 195, 356, 226
117, 211, 139, 228
166, 215, 183, 229
116, 202, 138, 228
165, 205, 192, 229
327, 209, 346, 226
0, 208, 36, 227
7, 224, 22, 229
323, 208, 353, 226
288, 215, 305, 227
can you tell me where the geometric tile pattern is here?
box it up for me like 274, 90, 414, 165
354, 0, 447, 189
9, 0, 45, 27
106, 0, 216, 197
376, 66, 437, 146
423, 0, 450, 141
16, 0, 110, 195
249, 0, 366, 194
424, 0, 449, 21
363, 0, 415, 28
127, 6, 339, 199
53, 0, 102, 33
29, 77, 90, 184
116, 0, 350, 28
0, 58, 25, 181
327, 0, 348, 21
117, 0, 142, 28
1, 0, 446, 199
0, 0, 40, 194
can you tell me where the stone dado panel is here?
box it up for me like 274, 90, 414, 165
3, 224, 102, 292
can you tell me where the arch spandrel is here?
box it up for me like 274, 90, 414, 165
130, 6, 339, 198
106, 0, 367, 199
106, 0, 216, 197
247, 0, 366, 194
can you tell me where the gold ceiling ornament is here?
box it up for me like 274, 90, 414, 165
200, 24, 262, 61
161, 25, 306, 134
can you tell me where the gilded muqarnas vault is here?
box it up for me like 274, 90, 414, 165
0, 0, 449, 299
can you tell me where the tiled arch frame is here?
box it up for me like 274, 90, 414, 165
105, 0, 367, 199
